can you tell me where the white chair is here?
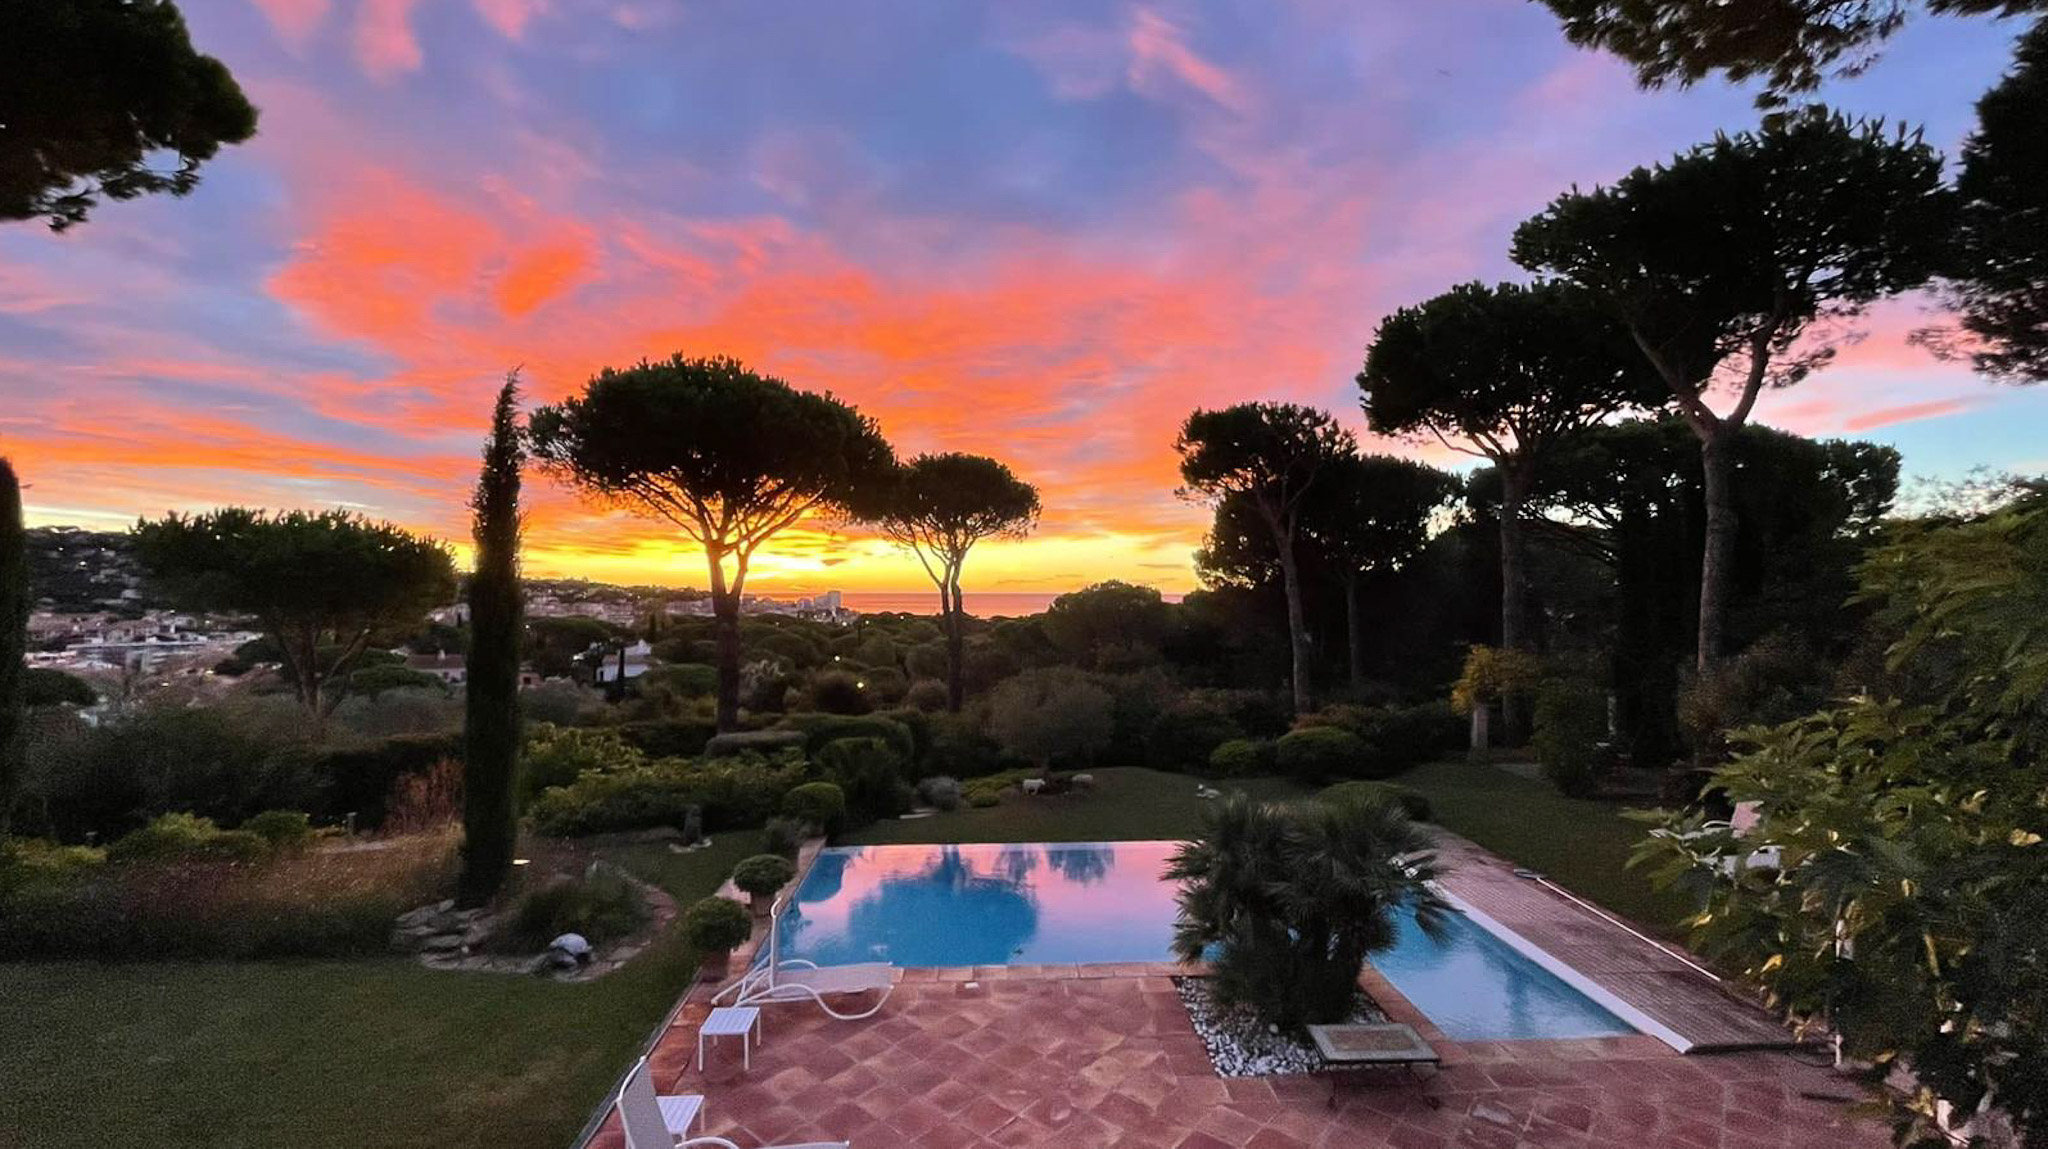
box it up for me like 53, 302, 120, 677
675, 1130, 843, 1138
712, 897, 895, 1021
615, 1056, 706, 1149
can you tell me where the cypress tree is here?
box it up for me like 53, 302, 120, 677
458, 377, 525, 905
0, 459, 25, 834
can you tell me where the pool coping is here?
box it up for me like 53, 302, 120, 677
1431, 883, 1694, 1053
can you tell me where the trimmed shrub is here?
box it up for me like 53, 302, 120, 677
989, 667, 1114, 768
924, 711, 1006, 779
732, 854, 796, 901
681, 896, 753, 954
817, 738, 913, 824
1144, 692, 1248, 772
1295, 701, 1463, 779
106, 813, 269, 864
1319, 780, 1432, 823
1534, 678, 1608, 798
809, 671, 871, 715
861, 666, 909, 706
1275, 727, 1369, 785
774, 713, 915, 762
520, 725, 643, 805
1205, 739, 1273, 778
915, 775, 963, 811
527, 750, 807, 836
703, 728, 806, 758
239, 810, 314, 850
782, 781, 847, 832
903, 679, 950, 713
616, 718, 718, 759
878, 707, 932, 771
639, 662, 718, 698
761, 817, 804, 858
299, 731, 463, 830
494, 871, 646, 951
966, 788, 1000, 808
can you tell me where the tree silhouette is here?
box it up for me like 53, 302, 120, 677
531, 355, 895, 730
853, 454, 1039, 711
2, 0, 258, 229
1177, 404, 1355, 716
1514, 111, 1949, 668
460, 375, 525, 905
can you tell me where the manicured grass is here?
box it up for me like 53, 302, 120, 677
843, 766, 1309, 846
0, 833, 757, 1149
848, 762, 1691, 937
1395, 758, 1694, 934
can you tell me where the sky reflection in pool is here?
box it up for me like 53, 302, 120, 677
775, 841, 1634, 1040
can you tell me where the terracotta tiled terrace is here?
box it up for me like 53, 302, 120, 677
585, 834, 1888, 1149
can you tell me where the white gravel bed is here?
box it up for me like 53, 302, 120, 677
1174, 976, 1388, 1077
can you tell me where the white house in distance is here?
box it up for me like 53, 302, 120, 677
593, 639, 655, 684
405, 652, 467, 685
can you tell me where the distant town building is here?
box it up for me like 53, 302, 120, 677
593, 639, 655, 683
404, 653, 468, 684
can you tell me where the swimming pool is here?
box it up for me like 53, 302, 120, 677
775, 841, 1638, 1042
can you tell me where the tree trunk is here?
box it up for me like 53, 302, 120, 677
0, 460, 25, 835
712, 588, 741, 732
945, 570, 966, 713
1274, 526, 1313, 716
1498, 466, 1533, 743
1696, 430, 1737, 672
1344, 572, 1365, 690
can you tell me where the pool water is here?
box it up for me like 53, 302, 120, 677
775, 842, 1636, 1041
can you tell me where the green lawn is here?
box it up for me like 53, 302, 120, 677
848, 762, 1691, 936
0, 833, 757, 1149
1395, 759, 1694, 933
843, 766, 1308, 845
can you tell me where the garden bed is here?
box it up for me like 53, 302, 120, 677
1174, 976, 1387, 1077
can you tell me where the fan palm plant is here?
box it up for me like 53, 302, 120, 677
1168, 791, 1449, 1027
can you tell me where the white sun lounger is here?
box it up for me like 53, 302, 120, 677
712, 897, 895, 1021
614, 1057, 706, 1148
677, 1139, 849, 1149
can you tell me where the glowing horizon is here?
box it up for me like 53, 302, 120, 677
4, 1, 2045, 594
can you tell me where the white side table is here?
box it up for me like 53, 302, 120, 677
657, 1093, 705, 1137
698, 1006, 763, 1071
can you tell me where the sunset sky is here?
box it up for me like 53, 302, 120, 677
3, 1, 2044, 595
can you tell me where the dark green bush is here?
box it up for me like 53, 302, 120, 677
816, 737, 913, 824
1534, 678, 1608, 797
616, 717, 717, 758
494, 871, 646, 951
731, 854, 797, 900
903, 679, 950, 713
1145, 693, 1246, 772
761, 817, 804, 858
1275, 727, 1369, 785
106, 813, 270, 863
299, 731, 463, 829
637, 663, 718, 698
878, 707, 932, 771
520, 724, 641, 804
703, 728, 807, 758
681, 896, 753, 954
1319, 780, 1432, 822
781, 781, 847, 832
923, 711, 1007, 778
775, 713, 915, 762
809, 671, 872, 715
239, 810, 314, 850
527, 750, 807, 836
1205, 738, 1273, 778
1296, 700, 1462, 779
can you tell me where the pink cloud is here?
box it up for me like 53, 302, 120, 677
249, 0, 332, 49
471, 0, 544, 39
355, 0, 424, 80
1126, 8, 1250, 114
1843, 398, 1978, 432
